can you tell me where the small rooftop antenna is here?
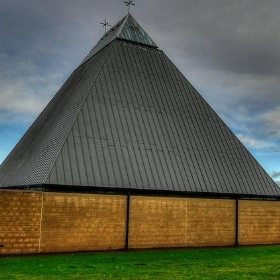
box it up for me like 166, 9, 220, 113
100, 19, 111, 33
124, 0, 135, 13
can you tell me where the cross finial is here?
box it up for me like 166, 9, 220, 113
124, 0, 135, 13
100, 19, 111, 33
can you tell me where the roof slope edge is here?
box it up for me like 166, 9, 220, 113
0, 43, 114, 188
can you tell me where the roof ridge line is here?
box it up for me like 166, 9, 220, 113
42, 43, 116, 184
115, 13, 130, 38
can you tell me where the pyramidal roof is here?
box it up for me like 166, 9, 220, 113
0, 14, 279, 198
81, 13, 158, 66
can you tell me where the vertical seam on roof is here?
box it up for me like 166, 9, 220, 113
103, 101, 118, 187
115, 14, 130, 38
151, 51, 182, 191
159, 55, 198, 192
76, 112, 89, 185
129, 48, 153, 189
209, 110, 239, 193
81, 106, 94, 185
97, 69, 115, 186
199, 113, 227, 193
129, 51, 152, 189
107, 43, 130, 187
223, 123, 249, 194
127, 105, 145, 187
84, 99, 96, 185
115, 44, 138, 188
114, 44, 132, 188
88, 93, 102, 185
57, 152, 66, 185
188, 85, 219, 194
165, 62, 202, 191
185, 94, 213, 193
69, 130, 80, 185
150, 55, 176, 190
181, 66, 234, 193
163, 54, 207, 191
226, 126, 255, 194
131, 46, 159, 189
105, 46, 126, 187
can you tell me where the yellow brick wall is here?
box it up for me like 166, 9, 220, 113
186, 198, 236, 246
40, 193, 127, 253
129, 196, 188, 248
0, 190, 42, 254
1, 190, 280, 254
239, 200, 280, 245
129, 196, 236, 248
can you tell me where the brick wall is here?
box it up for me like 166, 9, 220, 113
0, 190, 42, 254
186, 198, 236, 246
129, 196, 188, 248
40, 193, 127, 252
129, 196, 236, 248
0, 190, 280, 254
239, 200, 280, 245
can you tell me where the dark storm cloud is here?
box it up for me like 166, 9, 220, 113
0, 1, 86, 65
144, 0, 280, 112
148, 0, 280, 74
0, 0, 128, 77
2, 0, 279, 79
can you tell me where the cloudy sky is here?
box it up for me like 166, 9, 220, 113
0, 0, 279, 185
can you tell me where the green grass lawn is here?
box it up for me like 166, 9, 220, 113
0, 245, 280, 279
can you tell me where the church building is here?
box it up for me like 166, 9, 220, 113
0, 13, 279, 254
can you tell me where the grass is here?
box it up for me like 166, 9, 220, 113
0, 245, 280, 279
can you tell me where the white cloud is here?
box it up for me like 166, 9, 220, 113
236, 133, 276, 150
0, 80, 43, 114
271, 171, 280, 179
0, 72, 63, 124
260, 106, 280, 137
0, 53, 65, 124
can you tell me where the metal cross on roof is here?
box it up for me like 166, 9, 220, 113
100, 19, 111, 33
124, 0, 135, 13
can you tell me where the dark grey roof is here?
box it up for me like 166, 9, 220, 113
0, 14, 279, 198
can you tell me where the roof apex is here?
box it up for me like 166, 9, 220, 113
80, 13, 158, 65
117, 13, 158, 48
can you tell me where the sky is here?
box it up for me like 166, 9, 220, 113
0, 0, 279, 186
